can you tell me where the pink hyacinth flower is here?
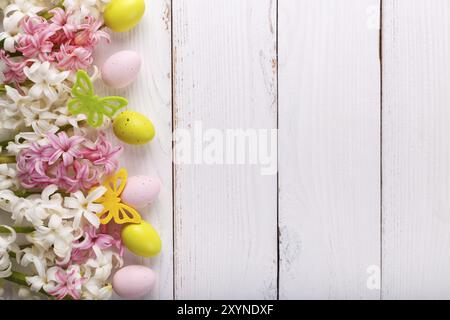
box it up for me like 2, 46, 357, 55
49, 8, 77, 42
62, 247, 89, 266
75, 226, 123, 254
61, 226, 124, 266
55, 44, 93, 71
16, 16, 56, 61
17, 144, 52, 189
0, 50, 28, 84
71, 160, 98, 192
74, 16, 110, 47
20, 15, 49, 34
46, 132, 84, 167
82, 132, 122, 175
45, 266, 86, 300
50, 160, 98, 193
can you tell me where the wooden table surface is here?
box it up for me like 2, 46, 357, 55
10, 0, 450, 300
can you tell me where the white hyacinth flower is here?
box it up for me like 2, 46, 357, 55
0, 164, 18, 191
23, 61, 70, 103
27, 215, 76, 260
64, 186, 106, 229
82, 280, 112, 300
63, 0, 110, 20
0, 225, 16, 278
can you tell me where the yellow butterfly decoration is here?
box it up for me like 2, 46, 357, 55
94, 168, 142, 225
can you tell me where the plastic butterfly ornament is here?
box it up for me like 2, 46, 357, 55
68, 70, 128, 128
93, 168, 142, 225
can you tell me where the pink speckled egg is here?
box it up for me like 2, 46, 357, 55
101, 50, 141, 89
113, 265, 156, 299
121, 175, 161, 209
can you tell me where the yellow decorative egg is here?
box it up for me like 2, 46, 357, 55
113, 110, 155, 145
104, 0, 145, 32
122, 221, 162, 257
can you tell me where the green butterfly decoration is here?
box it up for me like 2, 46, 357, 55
68, 70, 128, 128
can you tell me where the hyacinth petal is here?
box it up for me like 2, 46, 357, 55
62, 152, 73, 166
29, 83, 43, 98
63, 197, 81, 209
48, 150, 63, 165
87, 203, 103, 214
41, 184, 58, 199
86, 186, 107, 203
72, 214, 82, 230
84, 212, 100, 229
4, 37, 16, 52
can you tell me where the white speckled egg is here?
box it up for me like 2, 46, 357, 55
101, 50, 141, 88
113, 265, 156, 299
121, 175, 161, 208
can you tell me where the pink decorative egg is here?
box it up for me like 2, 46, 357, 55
121, 175, 161, 209
101, 50, 141, 89
113, 265, 156, 299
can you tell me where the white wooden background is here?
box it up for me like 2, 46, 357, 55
106, 0, 450, 300
7, 0, 450, 300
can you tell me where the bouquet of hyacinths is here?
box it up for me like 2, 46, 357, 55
0, 0, 161, 300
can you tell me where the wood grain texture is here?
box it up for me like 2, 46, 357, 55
278, 0, 381, 299
95, 0, 173, 299
172, 0, 278, 299
382, 0, 450, 299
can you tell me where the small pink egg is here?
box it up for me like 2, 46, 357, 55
113, 265, 156, 299
101, 50, 141, 89
121, 175, 161, 209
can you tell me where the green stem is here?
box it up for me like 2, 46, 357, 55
0, 140, 9, 149
38, 2, 65, 20
0, 155, 16, 164
6, 51, 22, 58
13, 189, 36, 198
38, 11, 54, 20
5, 270, 27, 286
12, 189, 69, 200
0, 226, 34, 234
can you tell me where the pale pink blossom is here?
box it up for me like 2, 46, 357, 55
49, 8, 77, 42
54, 45, 93, 71
45, 265, 85, 300
3, 59, 28, 84
17, 143, 52, 189
16, 16, 56, 61
70, 160, 98, 192
0, 50, 28, 84
75, 226, 122, 253
20, 15, 49, 34
17, 133, 120, 193
74, 16, 110, 47
59, 226, 123, 267
47, 132, 84, 166
82, 132, 122, 175
49, 160, 98, 193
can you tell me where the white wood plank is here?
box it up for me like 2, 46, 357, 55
382, 0, 450, 299
278, 0, 381, 299
95, 0, 173, 299
172, 0, 278, 299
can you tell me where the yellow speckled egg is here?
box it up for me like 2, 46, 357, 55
104, 0, 145, 32
122, 221, 162, 257
113, 110, 155, 145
